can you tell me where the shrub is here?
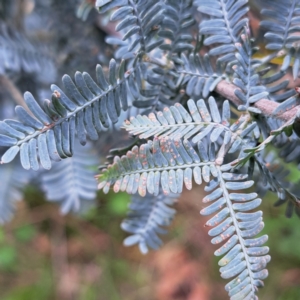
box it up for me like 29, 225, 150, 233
1, 0, 300, 298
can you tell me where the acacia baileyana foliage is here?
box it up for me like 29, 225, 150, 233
1, 0, 300, 299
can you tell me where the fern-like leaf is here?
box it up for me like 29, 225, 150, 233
0, 160, 30, 223
159, 0, 195, 55
196, 0, 249, 63
41, 141, 98, 214
97, 137, 218, 196
0, 59, 132, 169
122, 192, 178, 254
232, 32, 269, 110
234, 115, 298, 168
97, 0, 165, 57
202, 168, 270, 299
261, 0, 300, 51
260, 0, 300, 78
0, 22, 56, 83
255, 153, 300, 218
97, 123, 255, 197
124, 97, 255, 157
180, 54, 226, 99
260, 70, 296, 102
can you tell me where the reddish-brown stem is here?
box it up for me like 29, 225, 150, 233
215, 80, 298, 122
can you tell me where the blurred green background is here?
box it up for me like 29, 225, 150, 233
0, 185, 300, 300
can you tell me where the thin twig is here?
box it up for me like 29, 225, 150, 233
0, 75, 37, 117
0, 75, 26, 107
215, 80, 298, 122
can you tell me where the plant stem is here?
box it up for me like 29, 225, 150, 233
215, 80, 298, 122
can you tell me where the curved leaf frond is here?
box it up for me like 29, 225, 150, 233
41, 142, 98, 214
122, 192, 178, 254
124, 97, 253, 150
196, 0, 249, 63
260, 0, 300, 78
202, 167, 270, 299
159, 0, 195, 55
0, 59, 132, 170
97, 126, 256, 197
97, 137, 222, 196
0, 22, 56, 83
255, 154, 300, 218
0, 161, 31, 223
260, 70, 296, 102
97, 0, 165, 57
234, 116, 297, 167
261, 0, 300, 51
179, 54, 226, 99
232, 32, 269, 110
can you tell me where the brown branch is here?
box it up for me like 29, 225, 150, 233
215, 80, 298, 122
0, 75, 26, 107
0, 75, 38, 117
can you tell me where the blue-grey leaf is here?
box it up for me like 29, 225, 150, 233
24, 92, 52, 125
15, 106, 43, 130
1, 146, 20, 164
